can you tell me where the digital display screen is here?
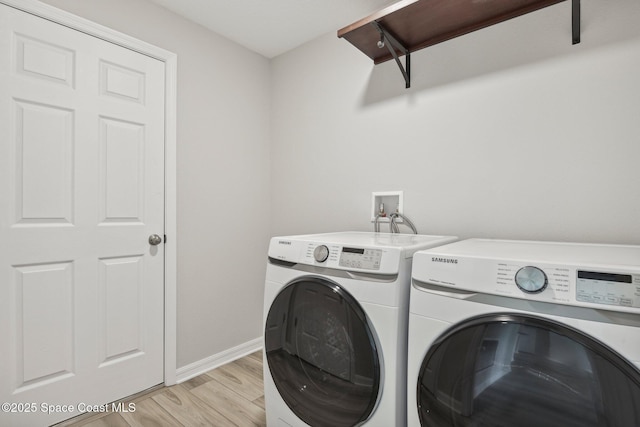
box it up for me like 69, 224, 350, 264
339, 247, 382, 270
577, 271, 632, 284
342, 247, 365, 255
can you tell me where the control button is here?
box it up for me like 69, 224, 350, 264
515, 266, 548, 294
313, 245, 330, 263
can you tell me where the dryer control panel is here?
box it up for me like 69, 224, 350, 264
496, 263, 572, 302
412, 239, 640, 314
496, 263, 640, 309
576, 270, 640, 308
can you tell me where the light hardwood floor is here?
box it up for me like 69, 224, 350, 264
57, 351, 266, 427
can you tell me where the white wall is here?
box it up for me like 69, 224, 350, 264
270, 0, 640, 245
39, 0, 271, 368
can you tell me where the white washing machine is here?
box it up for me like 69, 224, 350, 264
263, 231, 458, 427
407, 238, 640, 427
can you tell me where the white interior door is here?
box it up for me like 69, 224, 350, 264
0, 4, 165, 426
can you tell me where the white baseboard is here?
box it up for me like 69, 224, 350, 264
176, 337, 263, 384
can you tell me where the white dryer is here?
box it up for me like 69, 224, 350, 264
263, 232, 457, 427
407, 238, 640, 427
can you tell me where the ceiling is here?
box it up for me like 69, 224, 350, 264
146, 0, 399, 58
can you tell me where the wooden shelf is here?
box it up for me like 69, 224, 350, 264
338, 0, 580, 87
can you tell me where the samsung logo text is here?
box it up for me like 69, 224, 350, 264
432, 257, 458, 264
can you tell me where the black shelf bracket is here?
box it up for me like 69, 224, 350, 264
572, 0, 580, 44
372, 21, 411, 88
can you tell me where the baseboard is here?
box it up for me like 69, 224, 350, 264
176, 337, 263, 384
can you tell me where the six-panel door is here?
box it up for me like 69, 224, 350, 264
0, 4, 165, 425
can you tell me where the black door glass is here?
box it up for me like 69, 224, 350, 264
417, 313, 640, 427
265, 278, 380, 427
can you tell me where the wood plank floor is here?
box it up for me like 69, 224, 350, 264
57, 351, 266, 427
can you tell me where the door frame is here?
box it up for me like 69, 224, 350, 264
0, 0, 178, 385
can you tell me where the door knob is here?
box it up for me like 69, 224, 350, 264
149, 234, 163, 246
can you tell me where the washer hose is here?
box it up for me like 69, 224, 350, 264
390, 212, 418, 234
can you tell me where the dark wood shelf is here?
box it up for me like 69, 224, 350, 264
338, 0, 580, 87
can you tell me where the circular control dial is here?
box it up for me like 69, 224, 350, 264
515, 266, 548, 293
313, 245, 330, 263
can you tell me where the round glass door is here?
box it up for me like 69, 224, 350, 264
265, 277, 380, 427
416, 314, 640, 427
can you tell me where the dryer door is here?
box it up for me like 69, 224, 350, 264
265, 277, 380, 427
416, 313, 640, 427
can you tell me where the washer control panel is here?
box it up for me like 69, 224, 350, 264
299, 243, 386, 272
338, 247, 382, 270
576, 270, 640, 308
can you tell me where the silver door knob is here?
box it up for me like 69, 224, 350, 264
149, 234, 163, 246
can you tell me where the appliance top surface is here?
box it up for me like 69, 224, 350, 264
275, 231, 457, 250
426, 238, 640, 267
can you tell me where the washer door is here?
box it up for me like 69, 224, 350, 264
265, 277, 380, 427
416, 314, 640, 427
